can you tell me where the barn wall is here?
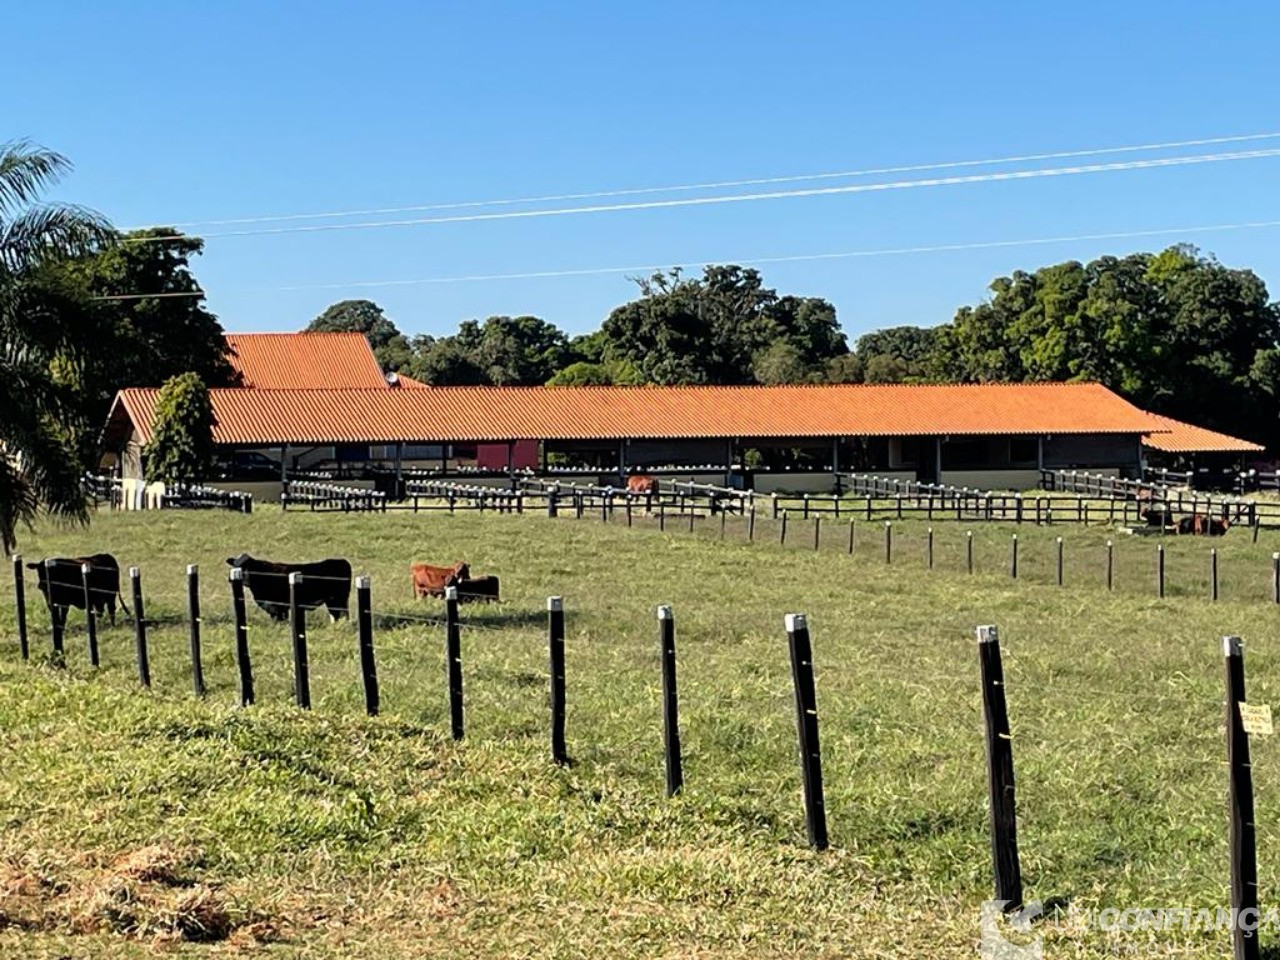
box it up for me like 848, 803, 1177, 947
625, 439, 730, 467
753, 472, 840, 494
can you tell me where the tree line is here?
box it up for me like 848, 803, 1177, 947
5, 137, 1280, 548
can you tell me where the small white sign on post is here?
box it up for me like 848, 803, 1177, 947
1239, 702, 1274, 737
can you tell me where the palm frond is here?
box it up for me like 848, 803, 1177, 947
0, 457, 41, 555
0, 203, 115, 273
0, 140, 72, 217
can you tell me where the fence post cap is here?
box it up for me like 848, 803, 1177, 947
656, 604, 673, 620
977, 625, 999, 644
445, 586, 458, 600
186, 564, 198, 575
128, 566, 140, 578
82, 562, 92, 573
547, 596, 563, 611
10, 554, 19, 563
355, 574, 371, 589
288, 571, 303, 584
1056, 536, 1063, 543
1224, 635, 1243, 657
229, 567, 243, 581
784, 613, 807, 632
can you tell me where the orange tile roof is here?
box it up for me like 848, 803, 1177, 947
1142, 412, 1264, 454
109, 382, 1164, 447
225, 332, 388, 389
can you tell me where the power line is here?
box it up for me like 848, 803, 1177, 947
92, 217, 1280, 301
125, 147, 1280, 243
141, 131, 1280, 229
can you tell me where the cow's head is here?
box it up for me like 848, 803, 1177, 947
226, 553, 254, 568
449, 561, 470, 584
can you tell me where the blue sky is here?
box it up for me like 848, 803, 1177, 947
9, 1, 1280, 342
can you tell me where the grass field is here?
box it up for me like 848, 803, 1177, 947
3, 506, 1280, 958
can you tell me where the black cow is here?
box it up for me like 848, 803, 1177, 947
226, 553, 352, 621
26, 554, 129, 625
456, 575, 500, 603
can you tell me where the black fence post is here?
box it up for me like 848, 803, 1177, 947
813, 516, 821, 551
977, 625, 1022, 911
657, 605, 683, 798
1010, 535, 1019, 579
1272, 553, 1279, 605
1223, 636, 1261, 960
130, 567, 149, 687
1212, 549, 1220, 603
748, 506, 756, 542
44, 559, 64, 663
966, 531, 974, 574
927, 527, 934, 570
847, 519, 855, 555
884, 521, 892, 564
355, 575, 378, 716
229, 567, 254, 706
1106, 540, 1114, 591
81, 562, 99, 668
445, 585, 464, 740
548, 596, 568, 766
1157, 544, 1166, 599
187, 564, 204, 696
1055, 537, 1064, 587
12, 555, 28, 661
785, 613, 828, 851
288, 572, 310, 709
780, 510, 788, 545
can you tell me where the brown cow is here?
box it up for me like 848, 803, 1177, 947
411, 561, 471, 599
1177, 514, 1230, 536
626, 474, 658, 495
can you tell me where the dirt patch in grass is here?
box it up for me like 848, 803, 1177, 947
0, 845, 279, 946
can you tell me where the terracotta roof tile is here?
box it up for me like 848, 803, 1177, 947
225, 332, 388, 389
111, 382, 1164, 447
1142, 413, 1264, 454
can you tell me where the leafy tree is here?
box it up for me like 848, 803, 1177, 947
0, 140, 113, 552
863, 353, 911, 384
408, 315, 571, 386
824, 352, 865, 384
546, 358, 643, 386
307, 299, 412, 371
936, 245, 1280, 445
144, 373, 216, 485
751, 341, 811, 384
45, 227, 234, 467
854, 325, 939, 380
599, 266, 845, 384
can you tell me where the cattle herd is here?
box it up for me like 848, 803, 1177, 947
23, 552, 500, 625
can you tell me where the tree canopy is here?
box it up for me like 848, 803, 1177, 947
408, 315, 571, 386
144, 373, 217, 485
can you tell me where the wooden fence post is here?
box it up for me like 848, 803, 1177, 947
45, 560, 64, 663
785, 613, 828, 851
884, 521, 892, 564
780, 510, 788, 545
966, 531, 974, 574
230, 568, 254, 706
11, 555, 28, 661
445, 586, 463, 739
720, 509, 727, 540
288, 572, 310, 709
813, 516, 821, 551
1223, 636, 1261, 960
1157, 544, 1166, 599
1010, 535, 1018, 579
1212, 549, 1220, 603
657, 605, 683, 797
81, 563, 99, 668
356, 575, 378, 716
187, 565, 204, 696
1272, 553, 1279, 604
130, 567, 149, 687
1055, 537, 1064, 587
548, 597, 568, 765
927, 527, 934, 570
977, 625, 1023, 911
847, 519, 855, 555
1106, 540, 1114, 591
748, 505, 756, 542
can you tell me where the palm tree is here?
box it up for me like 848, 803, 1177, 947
0, 140, 113, 552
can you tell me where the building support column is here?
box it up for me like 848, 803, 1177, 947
934, 437, 943, 485
280, 445, 288, 482
725, 438, 734, 487
832, 438, 842, 495
394, 442, 403, 497
618, 440, 627, 484
1037, 436, 1045, 474
507, 441, 516, 489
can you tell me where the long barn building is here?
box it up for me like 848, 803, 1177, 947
99, 332, 1262, 499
